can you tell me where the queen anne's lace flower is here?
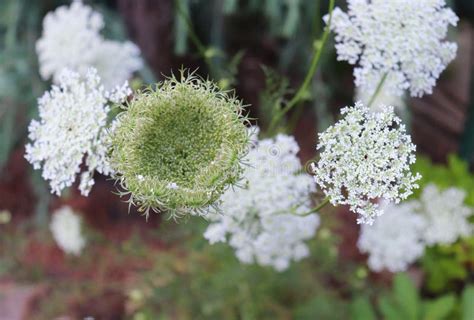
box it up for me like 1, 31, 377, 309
25, 68, 130, 196
326, 0, 458, 97
358, 201, 426, 272
418, 184, 473, 245
36, 0, 142, 89
91, 40, 143, 90
50, 206, 86, 255
204, 132, 319, 271
108, 72, 249, 218
312, 102, 420, 224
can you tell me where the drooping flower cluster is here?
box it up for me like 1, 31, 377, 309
326, 0, 458, 97
358, 201, 426, 272
418, 184, 473, 245
50, 206, 86, 255
36, 0, 142, 89
312, 102, 420, 224
25, 68, 131, 196
204, 131, 319, 271
359, 184, 473, 272
108, 72, 250, 217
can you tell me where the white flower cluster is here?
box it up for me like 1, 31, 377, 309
326, 0, 458, 97
358, 184, 473, 272
204, 131, 319, 271
312, 102, 420, 225
358, 201, 426, 272
36, 0, 142, 89
419, 184, 473, 245
50, 206, 86, 255
25, 68, 131, 196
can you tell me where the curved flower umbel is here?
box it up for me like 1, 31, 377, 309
326, 0, 458, 97
312, 102, 420, 224
25, 68, 131, 196
108, 72, 250, 218
204, 131, 319, 271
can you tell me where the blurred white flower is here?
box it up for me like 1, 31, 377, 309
419, 184, 473, 245
50, 206, 86, 255
25, 68, 130, 196
92, 40, 143, 89
358, 201, 426, 272
326, 0, 458, 97
312, 102, 420, 224
355, 84, 405, 113
204, 131, 319, 271
36, 0, 142, 89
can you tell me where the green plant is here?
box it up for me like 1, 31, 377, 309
351, 274, 474, 320
421, 237, 474, 294
125, 219, 364, 320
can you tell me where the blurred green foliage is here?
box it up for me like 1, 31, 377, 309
126, 219, 374, 320
412, 155, 474, 204
258, 66, 291, 130
352, 274, 474, 320
0, 0, 45, 168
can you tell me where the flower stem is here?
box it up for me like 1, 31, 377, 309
366, 72, 388, 109
174, 0, 217, 77
299, 196, 331, 216
268, 0, 335, 135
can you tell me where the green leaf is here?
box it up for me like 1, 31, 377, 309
350, 296, 376, 320
394, 273, 419, 320
462, 285, 474, 320
422, 294, 455, 320
379, 297, 402, 320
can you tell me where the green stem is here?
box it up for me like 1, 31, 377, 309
268, 0, 335, 135
366, 72, 388, 109
174, 0, 216, 76
299, 196, 331, 216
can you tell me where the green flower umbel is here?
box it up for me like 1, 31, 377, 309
109, 71, 250, 218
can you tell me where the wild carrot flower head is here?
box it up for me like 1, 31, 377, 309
36, 0, 142, 89
312, 102, 420, 224
326, 0, 458, 97
358, 201, 426, 272
25, 68, 130, 196
418, 184, 473, 245
108, 71, 250, 218
204, 131, 319, 271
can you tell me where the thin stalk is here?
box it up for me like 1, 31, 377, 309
174, 0, 217, 76
299, 196, 331, 216
268, 0, 335, 135
366, 72, 388, 109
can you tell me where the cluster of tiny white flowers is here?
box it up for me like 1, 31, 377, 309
326, 0, 458, 97
359, 184, 473, 272
50, 206, 86, 255
418, 184, 473, 245
312, 102, 420, 225
36, 0, 142, 89
204, 130, 319, 271
25, 68, 131, 196
358, 201, 426, 272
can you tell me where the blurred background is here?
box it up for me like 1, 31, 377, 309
1, 0, 474, 319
